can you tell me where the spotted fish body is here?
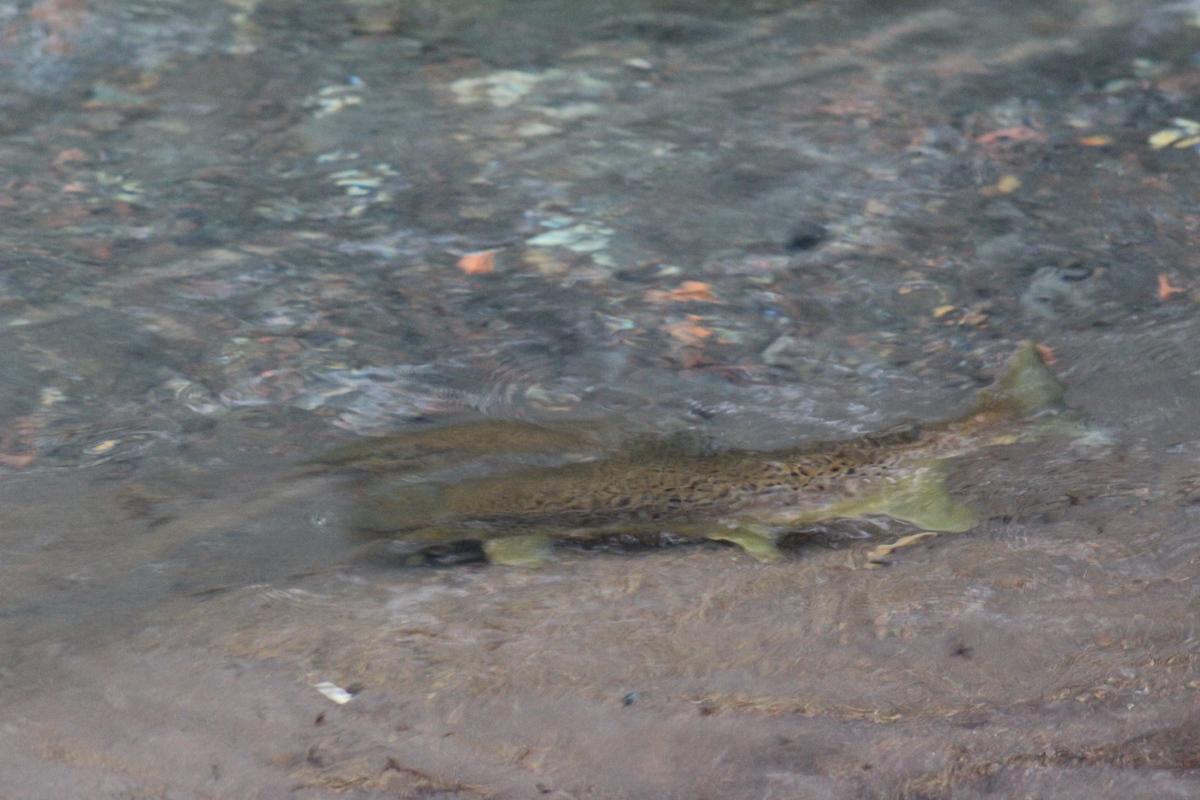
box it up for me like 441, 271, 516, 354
349, 342, 1071, 565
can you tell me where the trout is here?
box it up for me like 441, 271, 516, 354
344, 342, 1078, 566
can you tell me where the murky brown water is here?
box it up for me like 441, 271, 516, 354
3, 1, 1200, 797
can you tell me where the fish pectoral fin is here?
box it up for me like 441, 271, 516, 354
876, 466, 979, 533
866, 532, 938, 565
482, 534, 555, 568
705, 524, 784, 564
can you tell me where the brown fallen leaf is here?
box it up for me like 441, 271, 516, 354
678, 348, 715, 369
456, 250, 496, 275
645, 281, 719, 303
663, 315, 712, 346
1158, 274, 1187, 300
0, 415, 41, 468
0, 452, 36, 468
976, 126, 1046, 145
40, 205, 90, 227
960, 302, 992, 327
54, 148, 90, 166
995, 174, 1021, 194
70, 237, 114, 260
864, 199, 894, 216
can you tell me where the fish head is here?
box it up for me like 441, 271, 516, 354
353, 482, 448, 538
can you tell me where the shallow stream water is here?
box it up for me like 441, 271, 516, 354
4, 1, 1200, 797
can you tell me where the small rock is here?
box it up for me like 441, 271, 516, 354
1020, 265, 1121, 325
784, 220, 826, 252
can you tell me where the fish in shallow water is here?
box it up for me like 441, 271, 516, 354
336, 342, 1080, 566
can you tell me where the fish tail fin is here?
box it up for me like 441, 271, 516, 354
972, 341, 1064, 418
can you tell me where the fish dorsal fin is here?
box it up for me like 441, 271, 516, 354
972, 341, 1064, 418
618, 429, 717, 460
